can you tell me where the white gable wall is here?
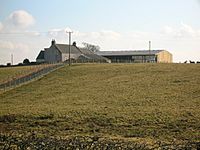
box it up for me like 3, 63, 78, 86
62, 53, 81, 61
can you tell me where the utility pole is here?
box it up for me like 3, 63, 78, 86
66, 31, 73, 66
149, 41, 151, 54
149, 41, 151, 63
11, 54, 13, 65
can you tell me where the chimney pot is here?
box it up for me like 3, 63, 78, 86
51, 39, 56, 45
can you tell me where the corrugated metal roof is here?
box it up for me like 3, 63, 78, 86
96, 50, 164, 56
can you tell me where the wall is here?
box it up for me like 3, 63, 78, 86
62, 53, 80, 61
36, 59, 45, 63
101, 55, 157, 63
156, 50, 173, 63
44, 45, 62, 63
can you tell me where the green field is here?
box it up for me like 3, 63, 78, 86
0, 64, 52, 84
0, 63, 200, 146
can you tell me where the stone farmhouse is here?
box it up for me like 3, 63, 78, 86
36, 40, 109, 63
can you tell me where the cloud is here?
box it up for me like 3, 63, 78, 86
0, 40, 34, 64
160, 23, 200, 38
0, 10, 39, 64
0, 41, 30, 51
8, 10, 35, 28
0, 22, 3, 31
46, 28, 121, 48
23, 31, 41, 36
0, 10, 40, 38
48, 27, 72, 36
98, 30, 121, 40
48, 29, 65, 37
2, 10, 35, 31
160, 26, 174, 35
176, 23, 195, 37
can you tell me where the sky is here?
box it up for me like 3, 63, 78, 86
0, 0, 200, 64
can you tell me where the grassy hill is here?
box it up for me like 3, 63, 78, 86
0, 63, 200, 147
0, 64, 54, 84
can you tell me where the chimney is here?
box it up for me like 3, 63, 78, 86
51, 39, 56, 45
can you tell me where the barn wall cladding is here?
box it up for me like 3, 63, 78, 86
96, 50, 173, 63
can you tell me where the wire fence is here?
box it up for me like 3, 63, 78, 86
0, 60, 109, 92
0, 63, 64, 91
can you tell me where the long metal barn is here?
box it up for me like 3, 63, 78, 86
96, 50, 173, 63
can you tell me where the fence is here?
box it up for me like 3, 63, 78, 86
0, 63, 64, 91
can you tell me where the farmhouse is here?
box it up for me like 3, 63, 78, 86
96, 50, 173, 63
36, 40, 109, 63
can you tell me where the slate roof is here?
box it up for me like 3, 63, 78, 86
36, 50, 45, 60
55, 44, 81, 54
54, 44, 109, 61
96, 50, 164, 56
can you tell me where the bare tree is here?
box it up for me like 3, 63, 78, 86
82, 42, 100, 53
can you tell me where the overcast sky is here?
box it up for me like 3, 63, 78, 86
0, 0, 200, 64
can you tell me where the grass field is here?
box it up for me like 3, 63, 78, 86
0, 63, 200, 146
0, 64, 53, 84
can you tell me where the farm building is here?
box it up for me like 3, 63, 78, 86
96, 50, 173, 63
36, 40, 109, 63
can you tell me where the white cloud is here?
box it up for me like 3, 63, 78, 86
0, 40, 34, 65
177, 23, 196, 37
0, 41, 30, 51
48, 28, 120, 40
99, 30, 121, 40
0, 10, 36, 33
23, 31, 41, 36
0, 11, 39, 36
48, 29, 65, 37
46, 28, 121, 48
48, 27, 73, 36
160, 23, 200, 38
160, 26, 174, 35
0, 10, 38, 64
6, 10, 35, 29
0, 22, 3, 31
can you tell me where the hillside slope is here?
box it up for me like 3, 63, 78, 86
0, 64, 54, 84
0, 63, 200, 145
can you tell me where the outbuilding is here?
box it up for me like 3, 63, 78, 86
96, 50, 172, 63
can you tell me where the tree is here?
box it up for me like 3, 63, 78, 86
82, 42, 100, 53
23, 58, 30, 65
